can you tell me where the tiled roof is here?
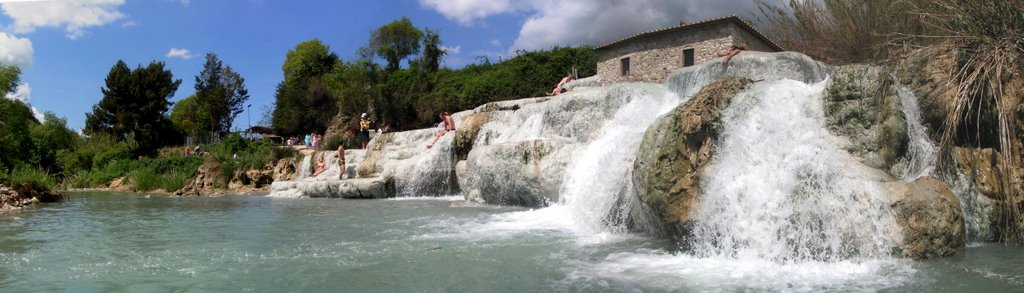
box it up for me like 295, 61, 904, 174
594, 15, 784, 52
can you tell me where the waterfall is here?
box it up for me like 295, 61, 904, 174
893, 79, 989, 241
893, 81, 938, 180
297, 154, 313, 179
690, 79, 898, 261
559, 87, 682, 235
395, 133, 457, 197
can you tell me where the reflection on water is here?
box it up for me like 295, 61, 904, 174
0, 192, 1021, 291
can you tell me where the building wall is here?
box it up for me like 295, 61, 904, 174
597, 36, 731, 84
730, 25, 777, 53
595, 21, 778, 84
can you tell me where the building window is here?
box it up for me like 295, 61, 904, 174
683, 48, 694, 67
620, 57, 630, 76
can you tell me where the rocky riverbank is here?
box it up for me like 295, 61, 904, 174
0, 184, 63, 213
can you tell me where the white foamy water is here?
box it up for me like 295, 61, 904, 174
297, 154, 312, 179
558, 87, 681, 236
894, 81, 938, 180
566, 250, 915, 291
395, 133, 457, 197
691, 79, 899, 262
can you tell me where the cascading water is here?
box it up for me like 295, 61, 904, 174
691, 79, 899, 261
297, 155, 313, 179
893, 81, 938, 180
395, 133, 457, 197
893, 79, 989, 241
557, 87, 683, 236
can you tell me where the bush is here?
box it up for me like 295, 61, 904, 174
6, 165, 56, 192
320, 135, 343, 151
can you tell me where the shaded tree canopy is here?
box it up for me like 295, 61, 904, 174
84, 60, 181, 155
370, 17, 423, 71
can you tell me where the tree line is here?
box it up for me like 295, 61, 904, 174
270, 17, 597, 136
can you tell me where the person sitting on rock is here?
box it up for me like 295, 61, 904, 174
312, 153, 327, 177
717, 43, 747, 66
337, 144, 346, 180
427, 112, 456, 149
546, 73, 574, 96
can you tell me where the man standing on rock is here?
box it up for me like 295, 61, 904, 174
359, 113, 372, 149
427, 112, 455, 149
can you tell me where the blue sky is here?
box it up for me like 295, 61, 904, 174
0, 0, 761, 131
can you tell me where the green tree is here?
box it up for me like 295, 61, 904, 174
84, 60, 181, 156
30, 112, 77, 174
0, 98, 33, 171
0, 64, 19, 94
272, 39, 340, 135
369, 17, 423, 71
170, 94, 203, 138
193, 53, 250, 138
417, 29, 445, 73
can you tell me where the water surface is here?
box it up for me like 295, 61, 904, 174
0, 192, 1021, 292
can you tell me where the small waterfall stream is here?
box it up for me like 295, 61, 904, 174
297, 155, 313, 179
894, 81, 938, 180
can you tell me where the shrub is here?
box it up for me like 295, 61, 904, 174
6, 165, 56, 192
320, 135, 343, 151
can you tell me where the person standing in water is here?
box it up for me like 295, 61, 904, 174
426, 112, 455, 149
337, 144, 346, 179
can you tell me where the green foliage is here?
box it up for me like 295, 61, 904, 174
417, 29, 445, 73
350, 46, 598, 129
29, 112, 78, 175
5, 165, 55, 192
320, 135, 343, 151
84, 60, 182, 156
170, 94, 202, 138
187, 52, 250, 140
370, 17, 423, 71
0, 97, 34, 171
0, 64, 20, 94
65, 152, 203, 191
273, 39, 341, 135
203, 134, 293, 187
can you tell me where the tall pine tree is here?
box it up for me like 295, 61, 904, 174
189, 52, 250, 140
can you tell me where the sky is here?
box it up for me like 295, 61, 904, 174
0, 0, 764, 131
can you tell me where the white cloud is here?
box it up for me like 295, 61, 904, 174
120, 19, 137, 27
0, 32, 33, 67
1, 0, 127, 39
4, 83, 44, 122
490, 39, 501, 47
417, 0, 512, 25
420, 0, 759, 52
441, 45, 460, 55
166, 48, 194, 60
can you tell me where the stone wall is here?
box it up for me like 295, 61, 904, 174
596, 21, 778, 84
597, 36, 731, 84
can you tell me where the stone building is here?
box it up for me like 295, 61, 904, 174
594, 15, 783, 84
